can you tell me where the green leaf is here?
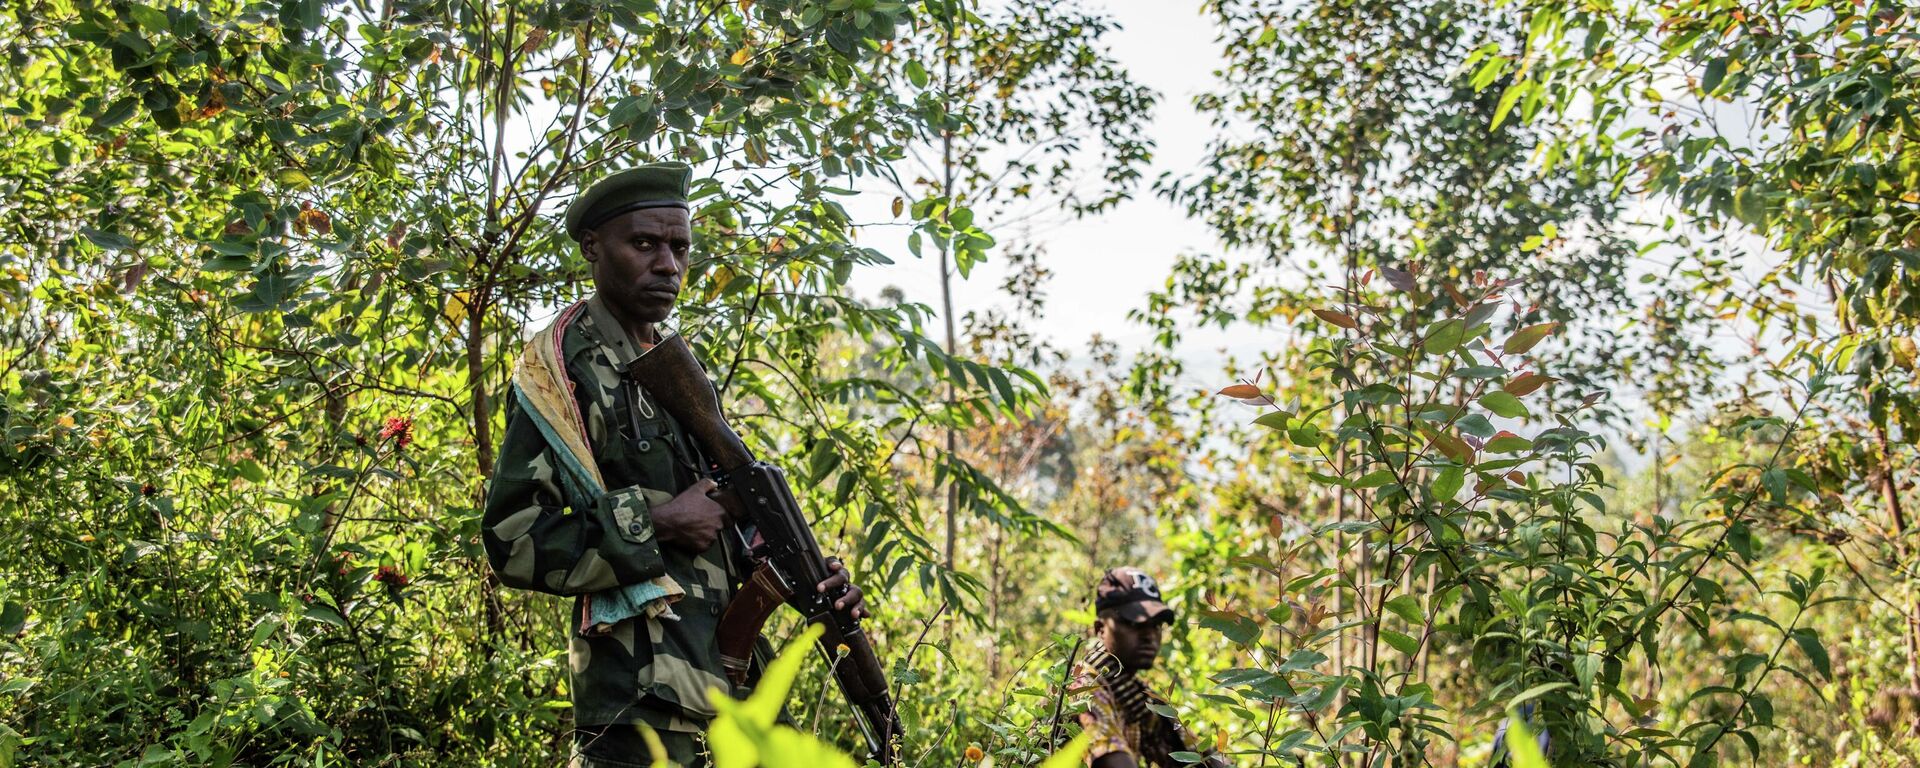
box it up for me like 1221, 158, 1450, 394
1169, 751, 1205, 765
1761, 468, 1786, 501
1485, 434, 1534, 453
1198, 609, 1261, 646
1701, 57, 1727, 95
276, 167, 314, 189
82, 227, 136, 251
1252, 411, 1290, 430
1479, 391, 1529, 418
1425, 319, 1466, 356
707, 624, 861, 768
1384, 595, 1423, 625
806, 440, 840, 484
832, 471, 858, 507
741, 623, 821, 725
96, 96, 140, 129
234, 460, 267, 483
0, 602, 24, 635
1287, 423, 1322, 448
988, 366, 1017, 406
1502, 322, 1560, 355
1505, 715, 1551, 768
302, 604, 347, 628
1354, 469, 1396, 488
1790, 628, 1830, 679
1491, 80, 1528, 130
1380, 629, 1420, 656
1432, 466, 1464, 500
1041, 734, 1091, 768
1508, 681, 1570, 708
130, 4, 169, 33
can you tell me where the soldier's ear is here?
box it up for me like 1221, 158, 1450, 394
581, 232, 600, 262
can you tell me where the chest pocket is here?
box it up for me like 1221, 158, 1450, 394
601, 382, 693, 492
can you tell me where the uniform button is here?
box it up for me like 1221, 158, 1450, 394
628, 522, 645, 535
710, 602, 721, 616
636, 439, 652, 451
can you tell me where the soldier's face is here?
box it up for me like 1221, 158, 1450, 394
1098, 614, 1166, 672
583, 207, 693, 325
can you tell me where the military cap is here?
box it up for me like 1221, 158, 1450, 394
565, 162, 693, 242
1096, 566, 1175, 624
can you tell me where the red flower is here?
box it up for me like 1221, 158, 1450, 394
378, 417, 413, 449
374, 565, 409, 588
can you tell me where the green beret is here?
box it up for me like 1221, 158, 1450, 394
565, 162, 692, 242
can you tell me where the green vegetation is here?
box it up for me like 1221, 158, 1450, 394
2, 0, 1915, 766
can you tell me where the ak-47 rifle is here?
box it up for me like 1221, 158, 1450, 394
629, 333, 901, 764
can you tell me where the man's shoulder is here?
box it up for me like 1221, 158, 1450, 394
543, 305, 621, 384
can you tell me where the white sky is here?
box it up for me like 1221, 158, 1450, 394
842, 2, 1255, 384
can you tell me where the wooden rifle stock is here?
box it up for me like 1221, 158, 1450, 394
628, 334, 901, 764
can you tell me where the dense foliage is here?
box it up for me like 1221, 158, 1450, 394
1, 0, 1915, 766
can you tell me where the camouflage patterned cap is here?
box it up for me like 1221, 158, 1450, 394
1095, 566, 1175, 624
565, 162, 693, 242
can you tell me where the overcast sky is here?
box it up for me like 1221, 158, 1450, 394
843, 2, 1254, 384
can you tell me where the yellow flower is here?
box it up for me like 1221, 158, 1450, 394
1216, 730, 1230, 752
79, 534, 95, 543
56, 414, 76, 429
965, 745, 984, 763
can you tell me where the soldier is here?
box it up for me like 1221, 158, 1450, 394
482, 162, 868, 768
1076, 567, 1230, 768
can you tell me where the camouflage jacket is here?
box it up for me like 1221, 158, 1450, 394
483, 295, 743, 731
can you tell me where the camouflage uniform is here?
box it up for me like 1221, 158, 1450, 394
484, 295, 745, 766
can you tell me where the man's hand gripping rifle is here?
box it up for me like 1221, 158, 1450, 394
629, 334, 901, 764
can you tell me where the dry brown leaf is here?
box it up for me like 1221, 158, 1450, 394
1312, 308, 1359, 329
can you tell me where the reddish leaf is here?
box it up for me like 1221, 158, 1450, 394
1218, 383, 1263, 399
1501, 322, 1561, 355
1312, 308, 1359, 329
1504, 372, 1557, 397
1424, 427, 1476, 465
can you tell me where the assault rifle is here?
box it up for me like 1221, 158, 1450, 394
629, 333, 900, 764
